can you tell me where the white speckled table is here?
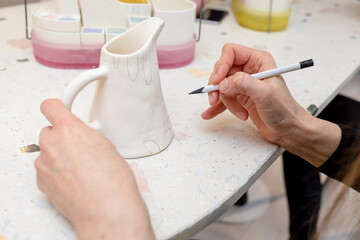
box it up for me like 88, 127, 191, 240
0, 0, 359, 239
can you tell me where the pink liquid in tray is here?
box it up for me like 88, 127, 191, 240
31, 30, 102, 69
31, 31, 196, 69
157, 34, 196, 69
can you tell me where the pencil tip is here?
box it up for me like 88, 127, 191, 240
300, 59, 314, 69
189, 87, 205, 95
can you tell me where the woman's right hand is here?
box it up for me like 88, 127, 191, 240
201, 44, 310, 146
202, 44, 341, 167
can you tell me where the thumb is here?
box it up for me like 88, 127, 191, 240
41, 98, 77, 126
218, 72, 267, 101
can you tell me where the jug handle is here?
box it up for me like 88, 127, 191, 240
61, 66, 108, 130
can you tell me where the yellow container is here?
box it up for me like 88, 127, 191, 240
232, 0, 291, 32
118, 0, 148, 3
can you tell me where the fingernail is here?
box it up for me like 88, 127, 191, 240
236, 111, 247, 120
219, 79, 228, 91
201, 112, 208, 119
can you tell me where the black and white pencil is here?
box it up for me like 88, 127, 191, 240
189, 59, 314, 94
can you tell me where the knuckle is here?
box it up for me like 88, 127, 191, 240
238, 95, 248, 106
244, 98, 254, 110
237, 79, 245, 91
261, 51, 274, 61
234, 72, 245, 86
234, 71, 244, 78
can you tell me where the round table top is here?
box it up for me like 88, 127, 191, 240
0, 0, 359, 239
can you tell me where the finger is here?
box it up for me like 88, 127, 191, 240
213, 45, 276, 86
208, 91, 219, 106
34, 154, 49, 193
201, 101, 227, 120
218, 72, 267, 102
243, 50, 277, 74
40, 98, 74, 126
208, 44, 264, 105
208, 65, 244, 106
208, 61, 221, 105
236, 94, 255, 112
38, 126, 64, 169
227, 65, 243, 77
216, 44, 264, 85
38, 126, 53, 153
209, 60, 221, 85
219, 45, 276, 76
220, 94, 249, 121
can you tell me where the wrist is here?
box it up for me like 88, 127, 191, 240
279, 110, 341, 167
75, 216, 155, 240
74, 202, 155, 240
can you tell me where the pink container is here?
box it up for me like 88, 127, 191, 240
31, 30, 102, 69
32, 31, 196, 69
157, 34, 196, 69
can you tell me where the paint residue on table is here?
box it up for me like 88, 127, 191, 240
196, 168, 205, 175
16, 58, 29, 63
130, 162, 150, 193
174, 132, 192, 141
203, 52, 211, 58
31, 198, 53, 209
7, 38, 32, 50
188, 68, 211, 78
317, 7, 339, 14
61, 229, 76, 239
226, 175, 240, 183
2, 220, 10, 232
0, 235, 6, 240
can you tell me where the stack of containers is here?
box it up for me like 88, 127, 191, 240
31, 0, 151, 68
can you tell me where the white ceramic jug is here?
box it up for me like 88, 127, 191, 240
61, 17, 174, 159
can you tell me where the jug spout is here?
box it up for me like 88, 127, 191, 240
104, 17, 165, 56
